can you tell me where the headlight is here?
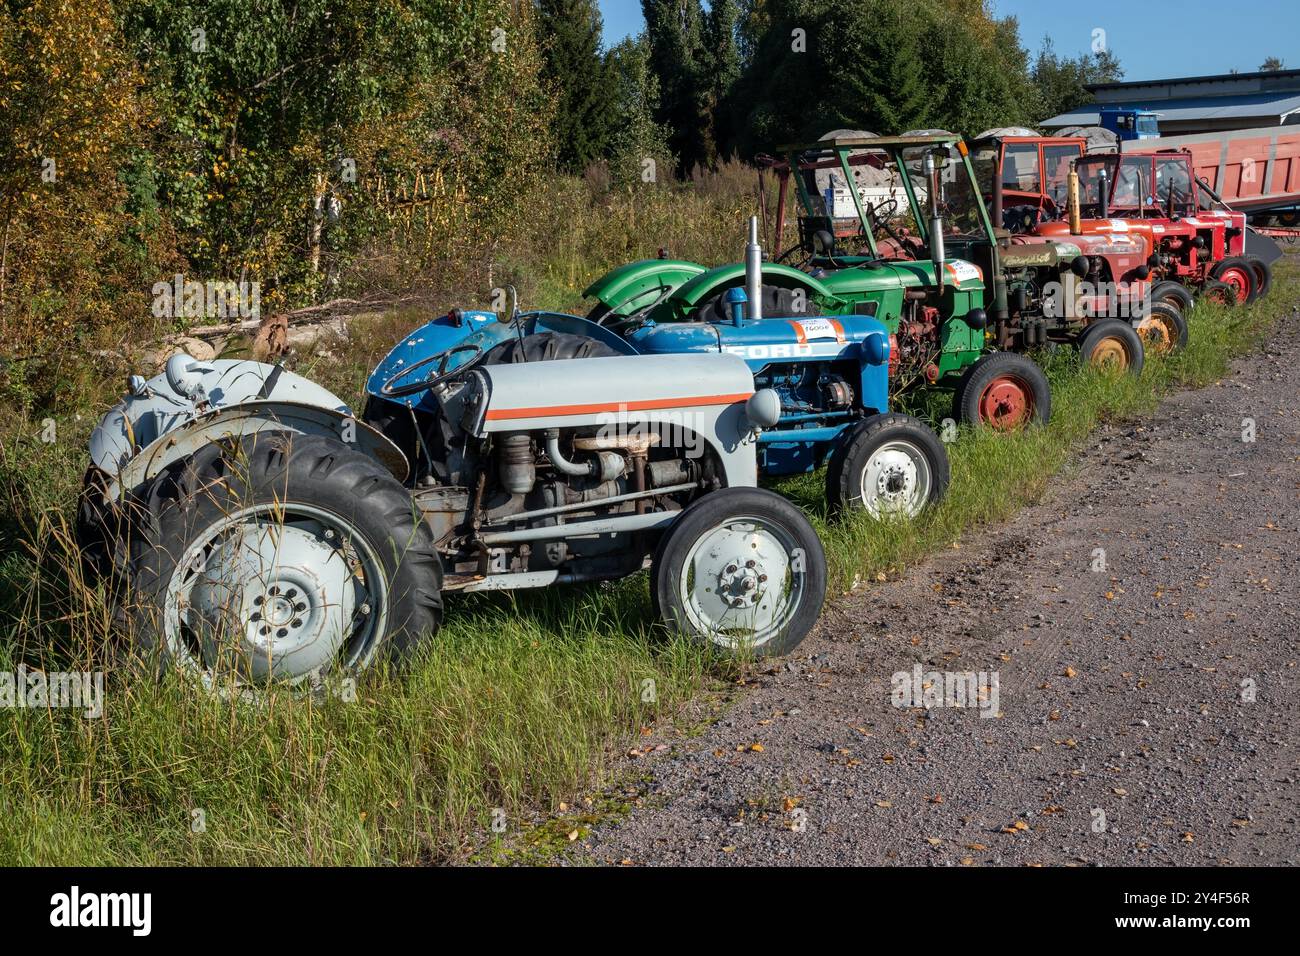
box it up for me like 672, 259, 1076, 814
745, 389, 781, 429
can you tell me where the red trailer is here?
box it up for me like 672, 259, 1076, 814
1129, 125, 1300, 230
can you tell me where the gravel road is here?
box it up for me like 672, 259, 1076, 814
577, 309, 1300, 867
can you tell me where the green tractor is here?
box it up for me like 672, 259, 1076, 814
585, 134, 1158, 428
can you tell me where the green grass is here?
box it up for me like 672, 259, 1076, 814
0, 247, 1293, 865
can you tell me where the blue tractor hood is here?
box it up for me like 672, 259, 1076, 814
365, 310, 635, 415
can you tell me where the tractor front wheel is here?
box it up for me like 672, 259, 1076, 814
1079, 320, 1144, 376
953, 352, 1051, 430
1210, 257, 1257, 304
1149, 280, 1195, 315
825, 413, 950, 518
1202, 279, 1239, 306
651, 487, 826, 658
1134, 301, 1189, 355
1247, 256, 1273, 301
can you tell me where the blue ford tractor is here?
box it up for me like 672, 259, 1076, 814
363, 220, 950, 519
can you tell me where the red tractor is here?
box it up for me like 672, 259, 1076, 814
1050, 149, 1275, 308
972, 133, 1281, 313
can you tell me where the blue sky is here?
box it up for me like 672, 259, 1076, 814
595, 0, 1298, 82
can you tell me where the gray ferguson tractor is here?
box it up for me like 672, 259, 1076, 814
79, 347, 827, 691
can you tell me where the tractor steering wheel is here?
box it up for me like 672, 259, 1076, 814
868, 198, 909, 250
868, 198, 899, 233
381, 342, 485, 398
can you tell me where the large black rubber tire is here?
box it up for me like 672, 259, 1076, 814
689, 283, 822, 324
1247, 256, 1273, 301
1134, 300, 1189, 355
650, 487, 826, 659
825, 413, 950, 517
1210, 256, 1257, 305
951, 352, 1052, 429
1201, 279, 1239, 306
360, 396, 419, 474
126, 431, 442, 685
1149, 280, 1195, 316
1079, 319, 1144, 376
76, 466, 126, 583
483, 330, 621, 364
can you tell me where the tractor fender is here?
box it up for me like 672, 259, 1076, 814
102, 400, 408, 500
654, 263, 844, 321
90, 356, 408, 497
582, 259, 708, 317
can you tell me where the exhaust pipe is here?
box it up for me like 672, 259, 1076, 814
924, 151, 945, 285
745, 215, 763, 320
1068, 169, 1082, 235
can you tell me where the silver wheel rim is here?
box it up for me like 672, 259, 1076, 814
677, 515, 805, 651
858, 440, 932, 517
163, 504, 388, 691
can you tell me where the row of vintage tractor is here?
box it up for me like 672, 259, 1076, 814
76, 132, 1284, 688
582, 131, 1281, 433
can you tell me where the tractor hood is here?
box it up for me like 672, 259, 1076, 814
818, 258, 986, 296
366, 310, 636, 414
625, 311, 890, 376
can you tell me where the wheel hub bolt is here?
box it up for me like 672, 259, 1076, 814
360, 603, 372, 616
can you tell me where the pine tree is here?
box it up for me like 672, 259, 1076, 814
536, 0, 616, 171
642, 0, 711, 173
606, 34, 674, 185
706, 0, 743, 159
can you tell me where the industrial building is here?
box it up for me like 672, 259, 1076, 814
1043, 68, 1300, 136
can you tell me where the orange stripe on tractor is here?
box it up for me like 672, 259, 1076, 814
485, 392, 754, 422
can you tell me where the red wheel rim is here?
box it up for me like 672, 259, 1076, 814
979, 375, 1033, 431
1218, 266, 1251, 299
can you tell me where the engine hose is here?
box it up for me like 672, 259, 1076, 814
542, 429, 624, 481
544, 429, 594, 477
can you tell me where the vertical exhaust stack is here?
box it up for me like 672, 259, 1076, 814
745, 215, 763, 321
1068, 169, 1082, 235
924, 151, 945, 286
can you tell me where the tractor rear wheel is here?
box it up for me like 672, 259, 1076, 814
126, 431, 443, 692
651, 487, 826, 658
1134, 301, 1188, 355
689, 284, 822, 324
1247, 256, 1273, 301
1079, 320, 1144, 375
484, 330, 622, 364
1210, 257, 1257, 304
952, 352, 1051, 430
825, 413, 950, 518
